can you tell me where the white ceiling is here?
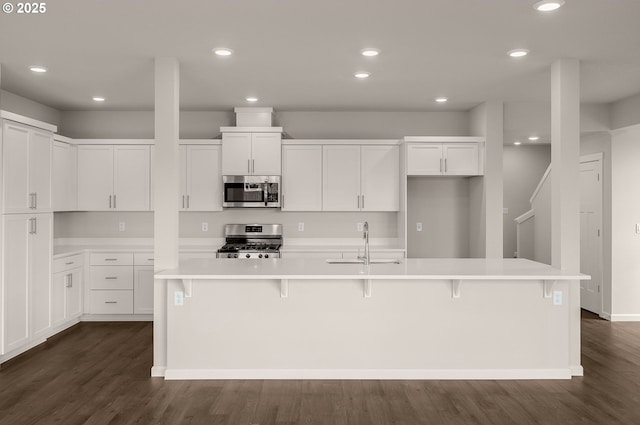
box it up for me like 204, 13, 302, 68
1, 0, 640, 112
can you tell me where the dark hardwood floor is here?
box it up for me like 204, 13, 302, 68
1, 311, 639, 425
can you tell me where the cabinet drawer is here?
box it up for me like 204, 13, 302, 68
53, 254, 84, 273
90, 253, 133, 266
91, 267, 133, 289
134, 253, 154, 266
90, 290, 133, 314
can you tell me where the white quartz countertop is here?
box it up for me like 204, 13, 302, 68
155, 258, 588, 281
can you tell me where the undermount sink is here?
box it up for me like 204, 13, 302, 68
326, 259, 401, 265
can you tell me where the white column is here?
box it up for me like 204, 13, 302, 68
484, 101, 504, 258
550, 58, 582, 375
152, 57, 180, 377
469, 101, 504, 258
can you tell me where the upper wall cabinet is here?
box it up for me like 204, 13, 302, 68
282, 145, 323, 211
179, 144, 222, 211
52, 140, 77, 211
222, 132, 281, 175
2, 120, 53, 213
405, 137, 484, 176
77, 145, 150, 211
323, 144, 399, 212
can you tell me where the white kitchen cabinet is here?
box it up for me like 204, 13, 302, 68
77, 145, 150, 211
323, 145, 399, 211
1, 213, 52, 354
222, 132, 281, 175
323, 145, 361, 211
52, 255, 83, 329
134, 266, 154, 314
407, 142, 480, 176
360, 145, 400, 211
52, 141, 77, 211
86, 252, 153, 316
282, 145, 323, 211
2, 120, 52, 213
179, 145, 222, 211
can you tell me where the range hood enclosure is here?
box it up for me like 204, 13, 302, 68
234, 107, 273, 127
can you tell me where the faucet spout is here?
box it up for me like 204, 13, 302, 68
362, 221, 370, 265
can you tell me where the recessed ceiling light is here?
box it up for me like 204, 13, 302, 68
354, 72, 371, 79
213, 48, 233, 56
361, 48, 380, 57
29, 66, 48, 73
514, 141, 522, 146
245, 96, 258, 102
533, 0, 565, 12
508, 49, 530, 58
435, 97, 448, 103
528, 136, 540, 141
92, 96, 105, 102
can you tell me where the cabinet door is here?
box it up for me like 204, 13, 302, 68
53, 142, 77, 211
406, 144, 443, 175
282, 145, 322, 211
30, 214, 52, 339
186, 145, 222, 211
1, 215, 30, 354
77, 145, 114, 210
51, 272, 66, 328
66, 269, 82, 319
133, 266, 154, 314
361, 145, 399, 211
251, 133, 281, 175
179, 145, 187, 210
443, 143, 479, 176
29, 130, 53, 211
222, 133, 252, 175
2, 122, 30, 213
114, 146, 150, 211
323, 145, 361, 211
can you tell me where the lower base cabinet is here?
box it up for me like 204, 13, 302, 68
52, 254, 83, 329
87, 251, 153, 316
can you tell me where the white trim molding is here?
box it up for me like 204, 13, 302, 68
609, 314, 640, 322
164, 368, 573, 380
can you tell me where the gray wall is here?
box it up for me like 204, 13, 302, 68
611, 92, 640, 130
502, 145, 551, 258
407, 177, 471, 258
0, 90, 62, 126
54, 211, 398, 240
58, 110, 470, 139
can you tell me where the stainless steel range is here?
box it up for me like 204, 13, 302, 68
216, 224, 282, 259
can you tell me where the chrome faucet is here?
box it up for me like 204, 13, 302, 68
359, 221, 370, 265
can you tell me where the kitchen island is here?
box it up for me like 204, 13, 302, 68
153, 258, 588, 380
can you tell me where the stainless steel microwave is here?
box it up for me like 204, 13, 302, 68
222, 175, 281, 208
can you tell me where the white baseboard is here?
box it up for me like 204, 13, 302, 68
81, 314, 153, 322
599, 311, 612, 321
610, 314, 640, 322
570, 365, 584, 376
151, 366, 167, 377
163, 368, 573, 381
0, 337, 46, 365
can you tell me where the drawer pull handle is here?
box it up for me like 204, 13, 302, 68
104, 258, 118, 261
65, 261, 74, 265
105, 277, 118, 280
105, 301, 118, 304
147, 258, 154, 261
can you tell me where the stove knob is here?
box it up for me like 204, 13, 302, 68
259, 254, 263, 258
245, 253, 251, 259
264, 254, 269, 259
233, 253, 238, 258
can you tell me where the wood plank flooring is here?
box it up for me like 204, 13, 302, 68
1, 311, 639, 425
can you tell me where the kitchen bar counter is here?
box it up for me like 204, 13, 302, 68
153, 258, 587, 381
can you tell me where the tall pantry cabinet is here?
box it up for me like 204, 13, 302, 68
0, 116, 54, 357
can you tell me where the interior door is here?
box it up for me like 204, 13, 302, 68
579, 155, 603, 315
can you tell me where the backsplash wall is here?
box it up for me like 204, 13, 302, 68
54, 211, 398, 239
